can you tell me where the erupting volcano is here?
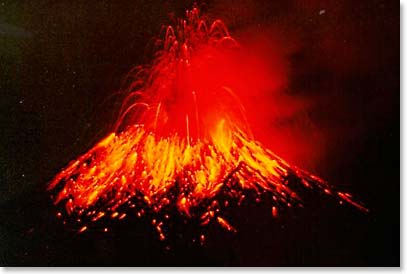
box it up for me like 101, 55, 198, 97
48, 7, 367, 240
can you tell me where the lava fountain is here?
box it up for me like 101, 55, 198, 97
48, 7, 367, 239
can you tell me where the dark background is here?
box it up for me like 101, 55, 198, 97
0, 0, 399, 266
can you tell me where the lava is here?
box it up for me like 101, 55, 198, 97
49, 7, 367, 238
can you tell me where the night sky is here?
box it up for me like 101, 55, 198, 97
0, 0, 399, 266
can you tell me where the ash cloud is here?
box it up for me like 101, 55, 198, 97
204, 0, 398, 176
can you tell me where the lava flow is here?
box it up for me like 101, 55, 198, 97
49, 7, 367, 239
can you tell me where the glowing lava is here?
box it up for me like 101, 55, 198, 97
49, 7, 367, 238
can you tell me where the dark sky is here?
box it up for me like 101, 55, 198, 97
0, 0, 399, 266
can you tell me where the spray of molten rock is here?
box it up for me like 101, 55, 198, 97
49, 7, 367, 238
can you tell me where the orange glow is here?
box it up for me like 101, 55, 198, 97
49, 7, 367, 238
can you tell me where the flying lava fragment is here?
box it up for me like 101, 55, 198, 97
48, 7, 367, 239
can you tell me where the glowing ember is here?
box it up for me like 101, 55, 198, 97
49, 7, 367, 238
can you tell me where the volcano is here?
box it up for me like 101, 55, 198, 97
48, 7, 367, 240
